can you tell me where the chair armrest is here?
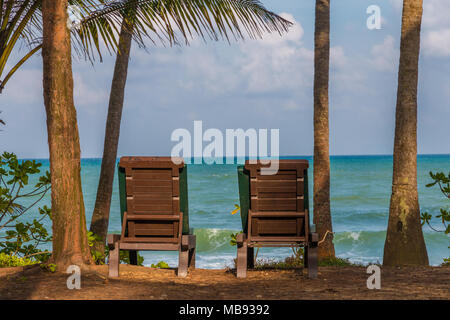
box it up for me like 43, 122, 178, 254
236, 232, 245, 246
107, 234, 121, 249
181, 233, 196, 250
309, 232, 319, 244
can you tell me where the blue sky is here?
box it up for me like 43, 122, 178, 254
1, 0, 450, 158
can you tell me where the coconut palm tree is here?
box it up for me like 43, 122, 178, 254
41, 0, 94, 268
313, 0, 335, 259
383, 0, 428, 266
1, 0, 113, 268
88, 0, 292, 256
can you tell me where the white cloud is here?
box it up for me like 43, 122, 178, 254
73, 72, 108, 109
423, 29, 450, 57
388, 0, 402, 12
132, 13, 314, 111
238, 24, 313, 95
423, 0, 450, 29
2, 67, 42, 105
331, 46, 347, 69
371, 35, 399, 71
421, 0, 450, 57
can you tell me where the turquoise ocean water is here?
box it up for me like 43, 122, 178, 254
10, 155, 450, 267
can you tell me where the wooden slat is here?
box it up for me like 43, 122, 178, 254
132, 169, 172, 180
248, 242, 306, 248
249, 236, 306, 242
128, 200, 173, 214
135, 225, 175, 236
129, 185, 172, 194
257, 180, 296, 188
257, 186, 297, 193
258, 199, 297, 211
127, 195, 174, 214
119, 242, 179, 251
132, 207, 173, 214
127, 190, 172, 199
257, 170, 297, 180
250, 211, 305, 218
127, 214, 180, 221
131, 196, 173, 207
256, 219, 298, 235
258, 192, 296, 199
128, 179, 172, 188
121, 237, 180, 243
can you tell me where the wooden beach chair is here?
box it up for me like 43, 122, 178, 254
107, 157, 196, 277
236, 159, 318, 278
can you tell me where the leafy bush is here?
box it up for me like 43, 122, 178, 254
87, 231, 106, 264
0, 152, 52, 265
231, 247, 304, 270
151, 261, 169, 269
229, 232, 241, 246
421, 171, 449, 265
0, 252, 34, 267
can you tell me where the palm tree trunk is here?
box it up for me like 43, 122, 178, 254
89, 19, 133, 255
313, 0, 335, 260
42, 0, 92, 269
383, 0, 428, 266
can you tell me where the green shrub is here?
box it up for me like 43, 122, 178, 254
119, 250, 144, 266
421, 171, 450, 264
318, 256, 355, 267
0, 252, 34, 267
0, 152, 52, 266
151, 261, 169, 269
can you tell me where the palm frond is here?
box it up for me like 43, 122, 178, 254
74, 0, 293, 60
0, 0, 292, 89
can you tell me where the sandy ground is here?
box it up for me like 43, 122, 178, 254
0, 264, 448, 300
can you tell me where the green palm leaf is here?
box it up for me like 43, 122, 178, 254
75, 0, 292, 60
1, 0, 292, 91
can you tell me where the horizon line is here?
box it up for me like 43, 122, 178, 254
17, 153, 450, 160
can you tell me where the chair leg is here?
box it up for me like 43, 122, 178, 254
108, 241, 120, 278
306, 244, 318, 279
178, 235, 189, 277
304, 245, 309, 269
236, 239, 248, 278
129, 250, 138, 265
188, 235, 196, 270
247, 247, 254, 269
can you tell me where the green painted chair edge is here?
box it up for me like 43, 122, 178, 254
237, 165, 250, 232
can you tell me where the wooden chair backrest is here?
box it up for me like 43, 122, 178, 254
245, 160, 309, 240
119, 157, 184, 242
